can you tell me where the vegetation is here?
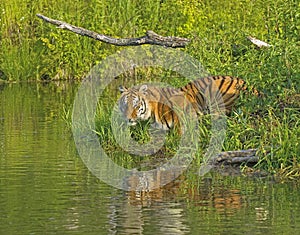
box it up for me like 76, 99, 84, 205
1, 0, 299, 178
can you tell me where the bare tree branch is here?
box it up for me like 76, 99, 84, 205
36, 14, 190, 48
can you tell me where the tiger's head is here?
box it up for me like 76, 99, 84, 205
118, 84, 152, 126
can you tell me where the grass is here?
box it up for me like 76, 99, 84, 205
1, 0, 299, 178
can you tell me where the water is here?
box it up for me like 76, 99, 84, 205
0, 82, 299, 234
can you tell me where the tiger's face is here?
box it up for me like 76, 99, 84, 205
118, 85, 152, 126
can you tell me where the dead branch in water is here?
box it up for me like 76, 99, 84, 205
36, 14, 190, 48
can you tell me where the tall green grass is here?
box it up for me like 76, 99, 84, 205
1, 0, 299, 177
1, 0, 299, 81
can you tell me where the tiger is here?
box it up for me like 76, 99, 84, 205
118, 75, 260, 131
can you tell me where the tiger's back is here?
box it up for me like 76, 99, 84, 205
181, 75, 255, 115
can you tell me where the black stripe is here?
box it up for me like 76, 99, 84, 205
180, 86, 187, 94
194, 80, 205, 93
158, 88, 167, 101
225, 93, 238, 104
223, 92, 237, 102
180, 87, 194, 99
191, 83, 199, 96
161, 104, 168, 125
170, 110, 175, 127
147, 88, 157, 98
170, 88, 177, 95
195, 92, 205, 107
200, 77, 209, 88
140, 98, 147, 114
218, 77, 226, 92
185, 83, 193, 93
164, 87, 173, 97
222, 79, 234, 95
165, 115, 171, 129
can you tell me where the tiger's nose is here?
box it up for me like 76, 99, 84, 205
128, 119, 137, 126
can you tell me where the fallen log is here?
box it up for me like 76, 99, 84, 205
209, 149, 259, 165
36, 14, 190, 48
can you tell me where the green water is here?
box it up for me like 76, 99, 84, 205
0, 83, 299, 234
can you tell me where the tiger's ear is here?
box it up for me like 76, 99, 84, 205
139, 84, 148, 94
119, 85, 128, 93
